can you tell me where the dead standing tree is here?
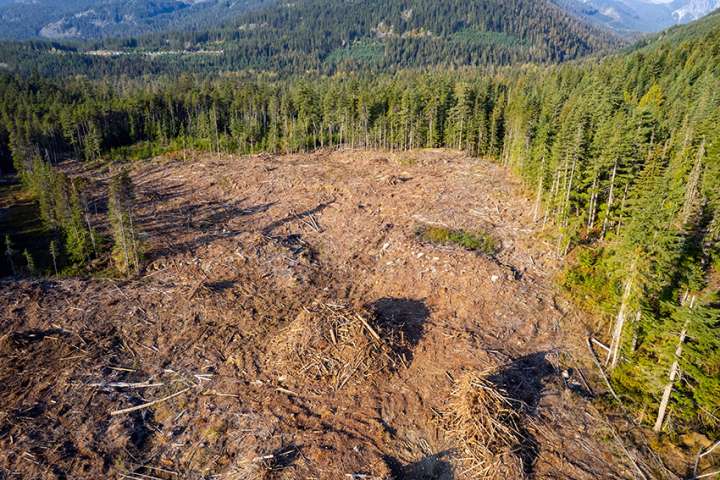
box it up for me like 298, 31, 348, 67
653, 294, 696, 433
607, 259, 638, 371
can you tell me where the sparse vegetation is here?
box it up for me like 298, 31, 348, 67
418, 225, 498, 255
10, 159, 98, 275
1, 185, 51, 276
49, 239, 59, 275
560, 246, 617, 316
4, 234, 16, 275
21, 249, 36, 275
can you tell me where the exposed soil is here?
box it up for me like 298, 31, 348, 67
1, 149, 648, 479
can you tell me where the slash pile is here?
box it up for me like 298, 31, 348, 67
445, 371, 527, 479
267, 302, 403, 391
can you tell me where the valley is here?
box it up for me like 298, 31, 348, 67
0, 0, 624, 78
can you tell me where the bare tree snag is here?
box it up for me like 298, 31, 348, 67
601, 158, 618, 240
607, 264, 635, 370
653, 295, 696, 433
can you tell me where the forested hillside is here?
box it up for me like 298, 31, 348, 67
0, 0, 624, 78
127, 0, 622, 66
1, 0, 719, 461
503, 12, 720, 435
0, 0, 273, 40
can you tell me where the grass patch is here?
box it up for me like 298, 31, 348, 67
418, 225, 498, 255
398, 156, 417, 166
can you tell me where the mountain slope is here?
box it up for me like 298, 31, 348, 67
113, 0, 625, 69
0, 0, 626, 78
0, 0, 274, 40
556, 0, 720, 33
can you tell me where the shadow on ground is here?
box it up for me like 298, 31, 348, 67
490, 351, 556, 478
368, 297, 430, 366
385, 450, 454, 480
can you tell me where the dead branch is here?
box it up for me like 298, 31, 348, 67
110, 387, 191, 416
694, 440, 720, 478
88, 381, 164, 389
586, 337, 621, 405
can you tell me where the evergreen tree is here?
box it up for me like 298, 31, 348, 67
22, 249, 36, 276
108, 168, 141, 275
64, 181, 93, 264
83, 121, 102, 162
4, 235, 16, 276
49, 239, 59, 275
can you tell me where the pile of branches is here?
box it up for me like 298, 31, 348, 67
445, 371, 527, 479
268, 302, 402, 391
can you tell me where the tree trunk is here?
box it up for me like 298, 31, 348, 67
563, 153, 577, 229
601, 159, 618, 240
654, 295, 696, 432
543, 163, 561, 229
587, 173, 598, 229
84, 211, 98, 257
118, 211, 131, 275
615, 183, 630, 236
532, 154, 546, 222
607, 267, 635, 370
680, 140, 705, 225
458, 117, 464, 151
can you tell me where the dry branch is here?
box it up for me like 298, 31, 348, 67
88, 381, 164, 389
110, 387, 191, 416
694, 440, 720, 478
267, 302, 401, 390
587, 337, 622, 405
444, 371, 525, 479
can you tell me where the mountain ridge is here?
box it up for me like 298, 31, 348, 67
1, 0, 718, 43
556, 0, 720, 33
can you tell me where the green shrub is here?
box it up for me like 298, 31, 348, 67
560, 246, 618, 316
418, 226, 498, 255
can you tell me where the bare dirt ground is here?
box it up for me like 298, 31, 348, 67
0, 149, 649, 479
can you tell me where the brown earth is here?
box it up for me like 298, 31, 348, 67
0, 149, 658, 479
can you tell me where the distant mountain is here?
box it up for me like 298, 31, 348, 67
126, 0, 625, 68
556, 0, 720, 33
0, 0, 273, 40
